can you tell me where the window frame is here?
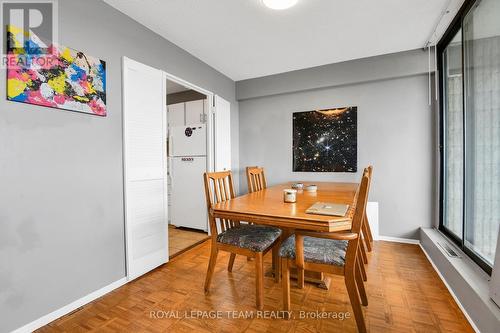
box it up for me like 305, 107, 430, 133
437, 0, 493, 275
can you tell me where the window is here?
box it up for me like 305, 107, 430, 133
443, 29, 464, 240
439, 0, 500, 274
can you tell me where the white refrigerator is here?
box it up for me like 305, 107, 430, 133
168, 124, 208, 231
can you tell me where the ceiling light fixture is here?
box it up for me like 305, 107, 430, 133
262, 0, 298, 10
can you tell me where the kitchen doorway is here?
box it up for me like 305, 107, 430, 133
166, 78, 210, 258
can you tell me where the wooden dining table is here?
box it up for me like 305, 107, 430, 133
211, 181, 359, 289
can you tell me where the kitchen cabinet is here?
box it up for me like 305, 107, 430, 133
168, 99, 206, 126
167, 102, 185, 127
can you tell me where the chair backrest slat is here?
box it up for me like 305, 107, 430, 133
204, 171, 237, 236
246, 166, 267, 193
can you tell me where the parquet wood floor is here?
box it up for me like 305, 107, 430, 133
37, 241, 474, 333
168, 225, 209, 258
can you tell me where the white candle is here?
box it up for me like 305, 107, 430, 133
283, 189, 297, 203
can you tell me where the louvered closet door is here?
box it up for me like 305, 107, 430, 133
123, 57, 168, 280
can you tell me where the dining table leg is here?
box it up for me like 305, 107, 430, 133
267, 228, 331, 290
289, 270, 331, 290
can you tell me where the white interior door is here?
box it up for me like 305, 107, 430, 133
214, 95, 231, 171
123, 57, 168, 280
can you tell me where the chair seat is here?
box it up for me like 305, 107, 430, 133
279, 235, 348, 266
217, 225, 282, 252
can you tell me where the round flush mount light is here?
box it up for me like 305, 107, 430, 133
262, 0, 298, 10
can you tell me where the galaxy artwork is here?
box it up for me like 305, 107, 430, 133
6, 25, 106, 116
293, 107, 357, 172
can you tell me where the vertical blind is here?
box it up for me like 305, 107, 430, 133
464, 30, 500, 264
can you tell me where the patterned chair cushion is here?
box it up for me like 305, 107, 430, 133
217, 225, 282, 252
279, 235, 348, 266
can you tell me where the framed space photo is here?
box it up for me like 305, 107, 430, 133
293, 107, 357, 172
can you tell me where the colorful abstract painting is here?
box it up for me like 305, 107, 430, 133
6, 25, 107, 116
293, 107, 357, 172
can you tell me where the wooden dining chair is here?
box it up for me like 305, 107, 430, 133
280, 169, 371, 333
203, 170, 282, 309
246, 166, 267, 193
298, 166, 372, 286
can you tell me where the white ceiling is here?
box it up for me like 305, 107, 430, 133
104, 0, 459, 81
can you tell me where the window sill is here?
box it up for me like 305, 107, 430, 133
420, 227, 500, 333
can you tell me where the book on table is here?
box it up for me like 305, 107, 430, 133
305, 202, 350, 217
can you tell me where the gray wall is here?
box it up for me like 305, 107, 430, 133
0, 1, 237, 331
237, 50, 436, 240
236, 49, 434, 101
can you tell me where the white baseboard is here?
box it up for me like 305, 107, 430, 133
11, 277, 127, 333
378, 236, 420, 244
419, 244, 480, 333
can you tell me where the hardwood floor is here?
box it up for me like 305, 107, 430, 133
37, 241, 474, 333
168, 225, 209, 258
